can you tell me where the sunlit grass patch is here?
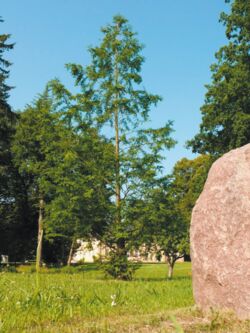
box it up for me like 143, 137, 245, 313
0, 263, 192, 332
1, 263, 249, 332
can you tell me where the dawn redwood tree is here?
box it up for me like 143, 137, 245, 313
188, 0, 250, 155
52, 15, 175, 279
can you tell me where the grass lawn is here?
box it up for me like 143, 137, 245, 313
0, 263, 249, 332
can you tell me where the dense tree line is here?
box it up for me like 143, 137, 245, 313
0, 0, 249, 279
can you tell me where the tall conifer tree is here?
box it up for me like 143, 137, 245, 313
54, 15, 175, 279
0, 18, 33, 260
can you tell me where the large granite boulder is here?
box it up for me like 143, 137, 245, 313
190, 144, 250, 319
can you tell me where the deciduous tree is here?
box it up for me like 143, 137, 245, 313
188, 0, 250, 155
170, 155, 213, 226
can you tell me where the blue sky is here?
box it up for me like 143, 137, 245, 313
2, 0, 229, 172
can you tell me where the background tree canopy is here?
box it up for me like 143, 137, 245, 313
188, 0, 250, 156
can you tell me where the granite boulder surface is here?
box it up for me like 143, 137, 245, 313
190, 144, 250, 319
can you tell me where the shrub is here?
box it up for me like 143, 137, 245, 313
101, 250, 140, 280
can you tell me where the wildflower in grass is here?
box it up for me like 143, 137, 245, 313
111, 294, 116, 307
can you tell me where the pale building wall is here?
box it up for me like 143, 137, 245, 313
72, 239, 184, 263
72, 240, 108, 263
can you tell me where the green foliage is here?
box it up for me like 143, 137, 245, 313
66, 15, 162, 127
188, 0, 250, 155
0, 16, 14, 106
142, 183, 189, 278
12, 89, 113, 264
134, 155, 212, 278
12, 93, 69, 267
12, 91, 61, 196
44, 124, 112, 243
171, 155, 213, 226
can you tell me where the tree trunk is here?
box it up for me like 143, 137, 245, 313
114, 29, 121, 226
114, 26, 126, 259
115, 107, 121, 224
67, 238, 75, 266
36, 198, 44, 272
168, 263, 174, 279
165, 254, 175, 279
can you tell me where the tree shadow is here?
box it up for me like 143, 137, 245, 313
81, 263, 100, 272
134, 276, 191, 282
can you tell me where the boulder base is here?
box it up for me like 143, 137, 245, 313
190, 144, 250, 319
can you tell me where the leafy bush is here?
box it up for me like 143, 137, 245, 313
101, 250, 140, 280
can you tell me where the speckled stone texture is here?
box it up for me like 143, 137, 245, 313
190, 144, 250, 319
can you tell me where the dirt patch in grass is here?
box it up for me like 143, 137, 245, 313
28, 307, 250, 333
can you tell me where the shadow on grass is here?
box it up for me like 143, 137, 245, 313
80, 263, 100, 272
134, 276, 191, 282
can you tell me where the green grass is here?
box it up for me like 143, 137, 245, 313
0, 263, 249, 332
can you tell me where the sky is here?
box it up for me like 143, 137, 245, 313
1, 0, 229, 173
